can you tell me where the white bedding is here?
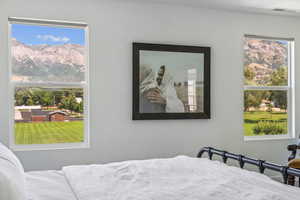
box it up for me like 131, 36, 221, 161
61, 156, 300, 200
24, 156, 300, 200
26, 170, 77, 200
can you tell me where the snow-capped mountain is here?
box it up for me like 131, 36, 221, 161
11, 38, 85, 82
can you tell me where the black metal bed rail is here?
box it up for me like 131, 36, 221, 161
197, 147, 300, 187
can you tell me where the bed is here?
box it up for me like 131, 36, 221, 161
1, 143, 300, 200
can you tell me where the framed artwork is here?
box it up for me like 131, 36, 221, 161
132, 43, 211, 120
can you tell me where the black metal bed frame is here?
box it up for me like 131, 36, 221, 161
197, 147, 300, 187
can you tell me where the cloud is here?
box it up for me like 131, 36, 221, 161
37, 34, 70, 43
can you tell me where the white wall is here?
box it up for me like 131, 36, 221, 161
0, 0, 299, 171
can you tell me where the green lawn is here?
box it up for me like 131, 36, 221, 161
15, 121, 84, 144
244, 111, 287, 136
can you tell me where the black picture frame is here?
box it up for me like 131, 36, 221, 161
133, 43, 211, 120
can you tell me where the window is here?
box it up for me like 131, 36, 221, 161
9, 18, 89, 150
244, 35, 294, 140
187, 69, 197, 112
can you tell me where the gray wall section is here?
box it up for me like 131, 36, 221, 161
0, 0, 299, 171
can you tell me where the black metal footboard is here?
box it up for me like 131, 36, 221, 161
197, 147, 300, 187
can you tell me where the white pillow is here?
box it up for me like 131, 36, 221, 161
0, 142, 26, 200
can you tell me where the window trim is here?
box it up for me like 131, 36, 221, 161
8, 17, 90, 151
243, 35, 295, 141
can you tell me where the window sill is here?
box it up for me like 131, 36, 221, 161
10, 142, 90, 151
244, 134, 295, 142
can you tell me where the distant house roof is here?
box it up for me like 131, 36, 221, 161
15, 105, 42, 110
49, 111, 68, 116
31, 109, 50, 116
21, 112, 32, 121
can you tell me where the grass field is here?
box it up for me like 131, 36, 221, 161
244, 111, 287, 136
15, 121, 84, 144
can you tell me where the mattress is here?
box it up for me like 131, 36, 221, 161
25, 170, 76, 200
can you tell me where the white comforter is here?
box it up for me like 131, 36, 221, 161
62, 156, 300, 200
26, 170, 77, 200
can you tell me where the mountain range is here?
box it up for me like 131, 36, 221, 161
11, 38, 85, 82
244, 38, 288, 85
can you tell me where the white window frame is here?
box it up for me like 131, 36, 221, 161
243, 35, 295, 141
8, 17, 90, 151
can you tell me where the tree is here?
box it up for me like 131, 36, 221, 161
244, 66, 255, 82
52, 91, 64, 106
269, 66, 287, 86
15, 88, 32, 106
268, 66, 288, 110
244, 91, 262, 111
77, 101, 84, 113
30, 90, 54, 108
244, 90, 271, 112
41, 92, 54, 109
15, 88, 84, 113
270, 91, 287, 110
59, 94, 78, 113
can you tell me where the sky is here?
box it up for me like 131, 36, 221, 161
11, 23, 85, 45
140, 50, 204, 82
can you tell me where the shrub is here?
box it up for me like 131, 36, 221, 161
252, 121, 284, 135
253, 125, 261, 135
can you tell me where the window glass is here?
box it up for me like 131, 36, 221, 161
11, 23, 85, 83
244, 38, 288, 86
243, 36, 293, 139
244, 90, 287, 136
10, 19, 88, 148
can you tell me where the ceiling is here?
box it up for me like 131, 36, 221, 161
145, 0, 300, 16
